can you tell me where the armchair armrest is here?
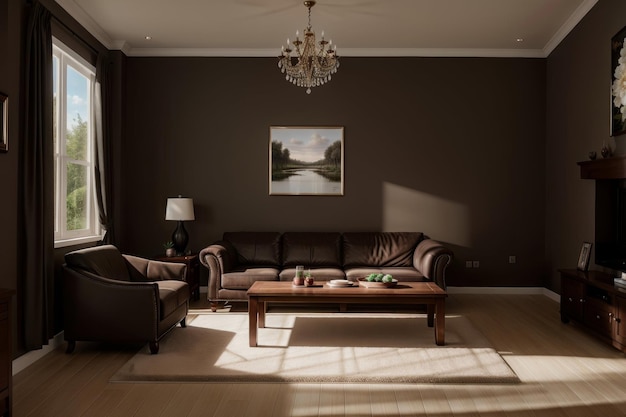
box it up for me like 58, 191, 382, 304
63, 267, 161, 342
413, 239, 453, 289
123, 254, 186, 281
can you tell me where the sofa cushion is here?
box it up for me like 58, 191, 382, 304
223, 232, 281, 266
157, 280, 190, 319
282, 232, 342, 267
342, 232, 423, 268
221, 267, 280, 290
64, 245, 131, 281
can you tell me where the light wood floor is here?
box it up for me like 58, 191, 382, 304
12, 294, 626, 417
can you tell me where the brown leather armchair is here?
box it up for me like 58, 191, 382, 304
63, 245, 190, 354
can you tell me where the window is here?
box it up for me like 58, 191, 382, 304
53, 38, 100, 247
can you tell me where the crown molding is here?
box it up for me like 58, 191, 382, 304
122, 46, 546, 58
54, 0, 114, 49
542, 0, 599, 56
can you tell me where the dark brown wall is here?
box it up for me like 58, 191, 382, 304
0, 0, 25, 355
546, 0, 626, 291
122, 56, 547, 286
0, 0, 21, 293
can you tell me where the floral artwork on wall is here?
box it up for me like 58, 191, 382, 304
612, 26, 626, 137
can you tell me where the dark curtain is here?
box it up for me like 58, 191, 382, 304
94, 54, 114, 245
20, 2, 54, 350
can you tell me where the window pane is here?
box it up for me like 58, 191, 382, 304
66, 66, 89, 161
66, 162, 88, 231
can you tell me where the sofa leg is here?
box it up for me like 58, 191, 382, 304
65, 340, 76, 354
210, 302, 218, 312
149, 341, 159, 354
180, 317, 187, 328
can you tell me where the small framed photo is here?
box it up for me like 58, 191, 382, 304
0, 93, 7, 152
577, 242, 592, 271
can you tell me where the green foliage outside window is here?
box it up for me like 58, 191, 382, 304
66, 114, 88, 231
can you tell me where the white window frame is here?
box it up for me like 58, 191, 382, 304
53, 38, 101, 248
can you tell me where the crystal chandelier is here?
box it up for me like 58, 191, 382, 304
278, 1, 339, 94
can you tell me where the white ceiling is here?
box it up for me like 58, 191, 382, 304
55, 0, 598, 58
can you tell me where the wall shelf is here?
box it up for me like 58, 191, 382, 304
578, 156, 626, 179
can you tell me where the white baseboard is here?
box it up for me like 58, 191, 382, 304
13, 331, 65, 376
447, 286, 560, 302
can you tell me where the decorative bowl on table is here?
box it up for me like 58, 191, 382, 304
357, 277, 398, 288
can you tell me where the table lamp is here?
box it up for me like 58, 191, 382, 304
165, 196, 195, 255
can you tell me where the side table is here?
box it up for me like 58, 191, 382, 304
155, 254, 200, 301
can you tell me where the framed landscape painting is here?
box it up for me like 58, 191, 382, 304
269, 126, 344, 196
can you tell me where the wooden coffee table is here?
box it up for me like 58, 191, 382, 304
247, 281, 447, 347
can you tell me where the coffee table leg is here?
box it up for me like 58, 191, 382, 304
259, 301, 266, 328
435, 299, 445, 346
427, 304, 434, 327
249, 296, 258, 347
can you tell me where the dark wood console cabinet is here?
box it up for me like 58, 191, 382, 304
559, 269, 626, 352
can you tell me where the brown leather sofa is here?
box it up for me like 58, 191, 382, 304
63, 245, 190, 354
199, 232, 453, 311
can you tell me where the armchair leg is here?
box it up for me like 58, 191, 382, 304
210, 302, 218, 312
149, 341, 159, 354
180, 317, 186, 328
65, 340, 76, 354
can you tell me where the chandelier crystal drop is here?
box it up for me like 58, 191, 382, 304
278, 0, 339, 94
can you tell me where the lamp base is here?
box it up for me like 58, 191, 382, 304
171, 221, 189, 255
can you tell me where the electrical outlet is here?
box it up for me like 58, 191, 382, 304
465, 261, 473, 268
509, 255, 516, 264
472, 260, 480, 268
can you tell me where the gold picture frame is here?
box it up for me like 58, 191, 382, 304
0, 93, 7, 152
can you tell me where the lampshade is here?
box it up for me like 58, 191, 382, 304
165, 197, 195, 221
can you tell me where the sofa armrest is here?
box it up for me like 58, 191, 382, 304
413, 239, 454, 289
63, 267, 161, 342
199, 241, 235, 301
123, 254, 187, 281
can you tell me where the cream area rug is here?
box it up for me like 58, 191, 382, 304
110, 312, 519, 384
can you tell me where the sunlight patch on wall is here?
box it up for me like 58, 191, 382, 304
383, 182, 471, 247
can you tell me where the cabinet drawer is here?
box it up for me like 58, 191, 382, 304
561, 278, 585, 320
584, 298, 613, 337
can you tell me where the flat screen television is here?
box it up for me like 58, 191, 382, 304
595, 179, 626, 272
